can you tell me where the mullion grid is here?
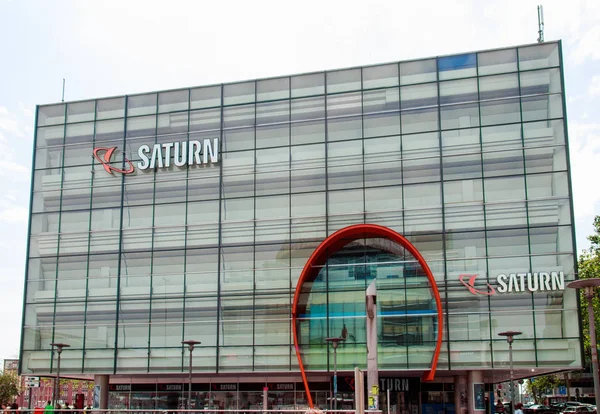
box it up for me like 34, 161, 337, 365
33, 44, 572, 376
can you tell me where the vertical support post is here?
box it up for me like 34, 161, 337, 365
366, 280, 379, 411
188, 347, 193, 410
586, 287, 600, 405
355, 367, 365, 414
333, 343, 338, 411
387, 389, 391, 414
509, 340, 515, 412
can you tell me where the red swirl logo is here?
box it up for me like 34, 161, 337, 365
93, 147, 135, 175
459, 274, 496, 296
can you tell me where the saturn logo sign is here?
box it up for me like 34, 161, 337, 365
93, 147, 135, 175
459, 274, 496, 296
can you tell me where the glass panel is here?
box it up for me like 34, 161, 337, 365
521, 94, 563, 122
518, 43, 559, 70
479, 73, 519, 100
327, 92, 361, 117
401, 108, 438, 134
439, 78, 477, 105
400, 59, 436, 85
190, 85, 221, 109
224, 81, 255, 105
438, 53, 477, 80
291, 73, 325, 97
158, 89, 189, 113
480, 98, 521, 126
482, 123, 521, 152
224, 104, 254, 128
128, 93, 157, 116
38, 104, 65, 126
401, 83, 437, 110
520, 68, 562, 95
257, 77, 290, 101
256, 100, 289, 125
483, 149, 524, 178
363, 64, 398, 89
327, 68, 361, 93
96, 97, 125, 120
291, 120, 324, 145
256, 124, 289, 148
363, 88, 399, 113
523, 119, 565, 147
440, 103, 479, 130
36, 125, 64, 149
484, 176, 525, 202
189, 108, 221, 132
291, 96, 325, 122
478, 48, 518, 75
67, 101, 95, 123
327, 116, 362, 142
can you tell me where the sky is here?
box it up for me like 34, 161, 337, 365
0, 0, 598, 364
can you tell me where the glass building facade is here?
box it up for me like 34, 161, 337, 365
21, 40, 581, 410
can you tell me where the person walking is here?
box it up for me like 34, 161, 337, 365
44, 401, 54, 414
514, 403, 524, 414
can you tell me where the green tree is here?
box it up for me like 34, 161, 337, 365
0, 371, 21, 405
577, 215, 600, 360
525, 375, 563, 404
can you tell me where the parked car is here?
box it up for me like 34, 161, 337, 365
523, 405, 559, 414
562, 406, 597, 414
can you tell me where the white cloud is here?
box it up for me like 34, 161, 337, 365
570, 25, 600, 64
589, 75, 600, 96
0, 207, 28, 223
568, 121, 600, 219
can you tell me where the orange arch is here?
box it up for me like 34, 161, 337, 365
291, 224, 444, 408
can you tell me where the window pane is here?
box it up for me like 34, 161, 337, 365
519, 43, 559, 70
158, 89, 189, 113
224, 81, 255, 105
479, 73, 519, 100
363, 64, 399, 89
291, 73, 325, 97
67, 101, 95, 123
327, 68, 361, 93
127, 94, 157, 116
38, 104, 65, 126
190, 85, 221, 109
438, 53, 476, 80
96, 97, 125, 120
400, 59, 436, 85
257, 77, 290, 101
478, 48, 518, 75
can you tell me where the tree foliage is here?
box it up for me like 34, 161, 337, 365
0, 371, 21, 405
577, 215, 600, 360
525, 375, 564, 404
522, 217, 600, 402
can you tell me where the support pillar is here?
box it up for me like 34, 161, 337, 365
455, 375, 467, 414
94, 375, 109, 410
467, 371, 485, 414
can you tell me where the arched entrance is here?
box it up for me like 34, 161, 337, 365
291, 224, 444, 408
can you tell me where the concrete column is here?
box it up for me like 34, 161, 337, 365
455, 375, 467, 414
94, 375, 109, 409
467, 371, 485, 414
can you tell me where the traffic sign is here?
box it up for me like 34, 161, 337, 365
25, 381, 39, 388
24, 376, 39, 382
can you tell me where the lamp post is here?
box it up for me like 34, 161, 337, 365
325, 337, 345, 411
498, 331, 521, 414
50, 342, 70, 406
568, 278, 600, 405
182, 340, 201, 410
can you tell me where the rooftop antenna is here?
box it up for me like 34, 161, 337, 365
61, 78, 65, 102
537, 5, 545, 43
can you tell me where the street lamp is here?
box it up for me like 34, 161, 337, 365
50, 343, 70, 406
498, 331, 521, 414
325, 337, 345, 411
182, 340, 201, 410
567, 278, 600, 405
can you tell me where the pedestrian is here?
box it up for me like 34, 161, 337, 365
44, 401, 54, 414
514, 403, 524, 414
